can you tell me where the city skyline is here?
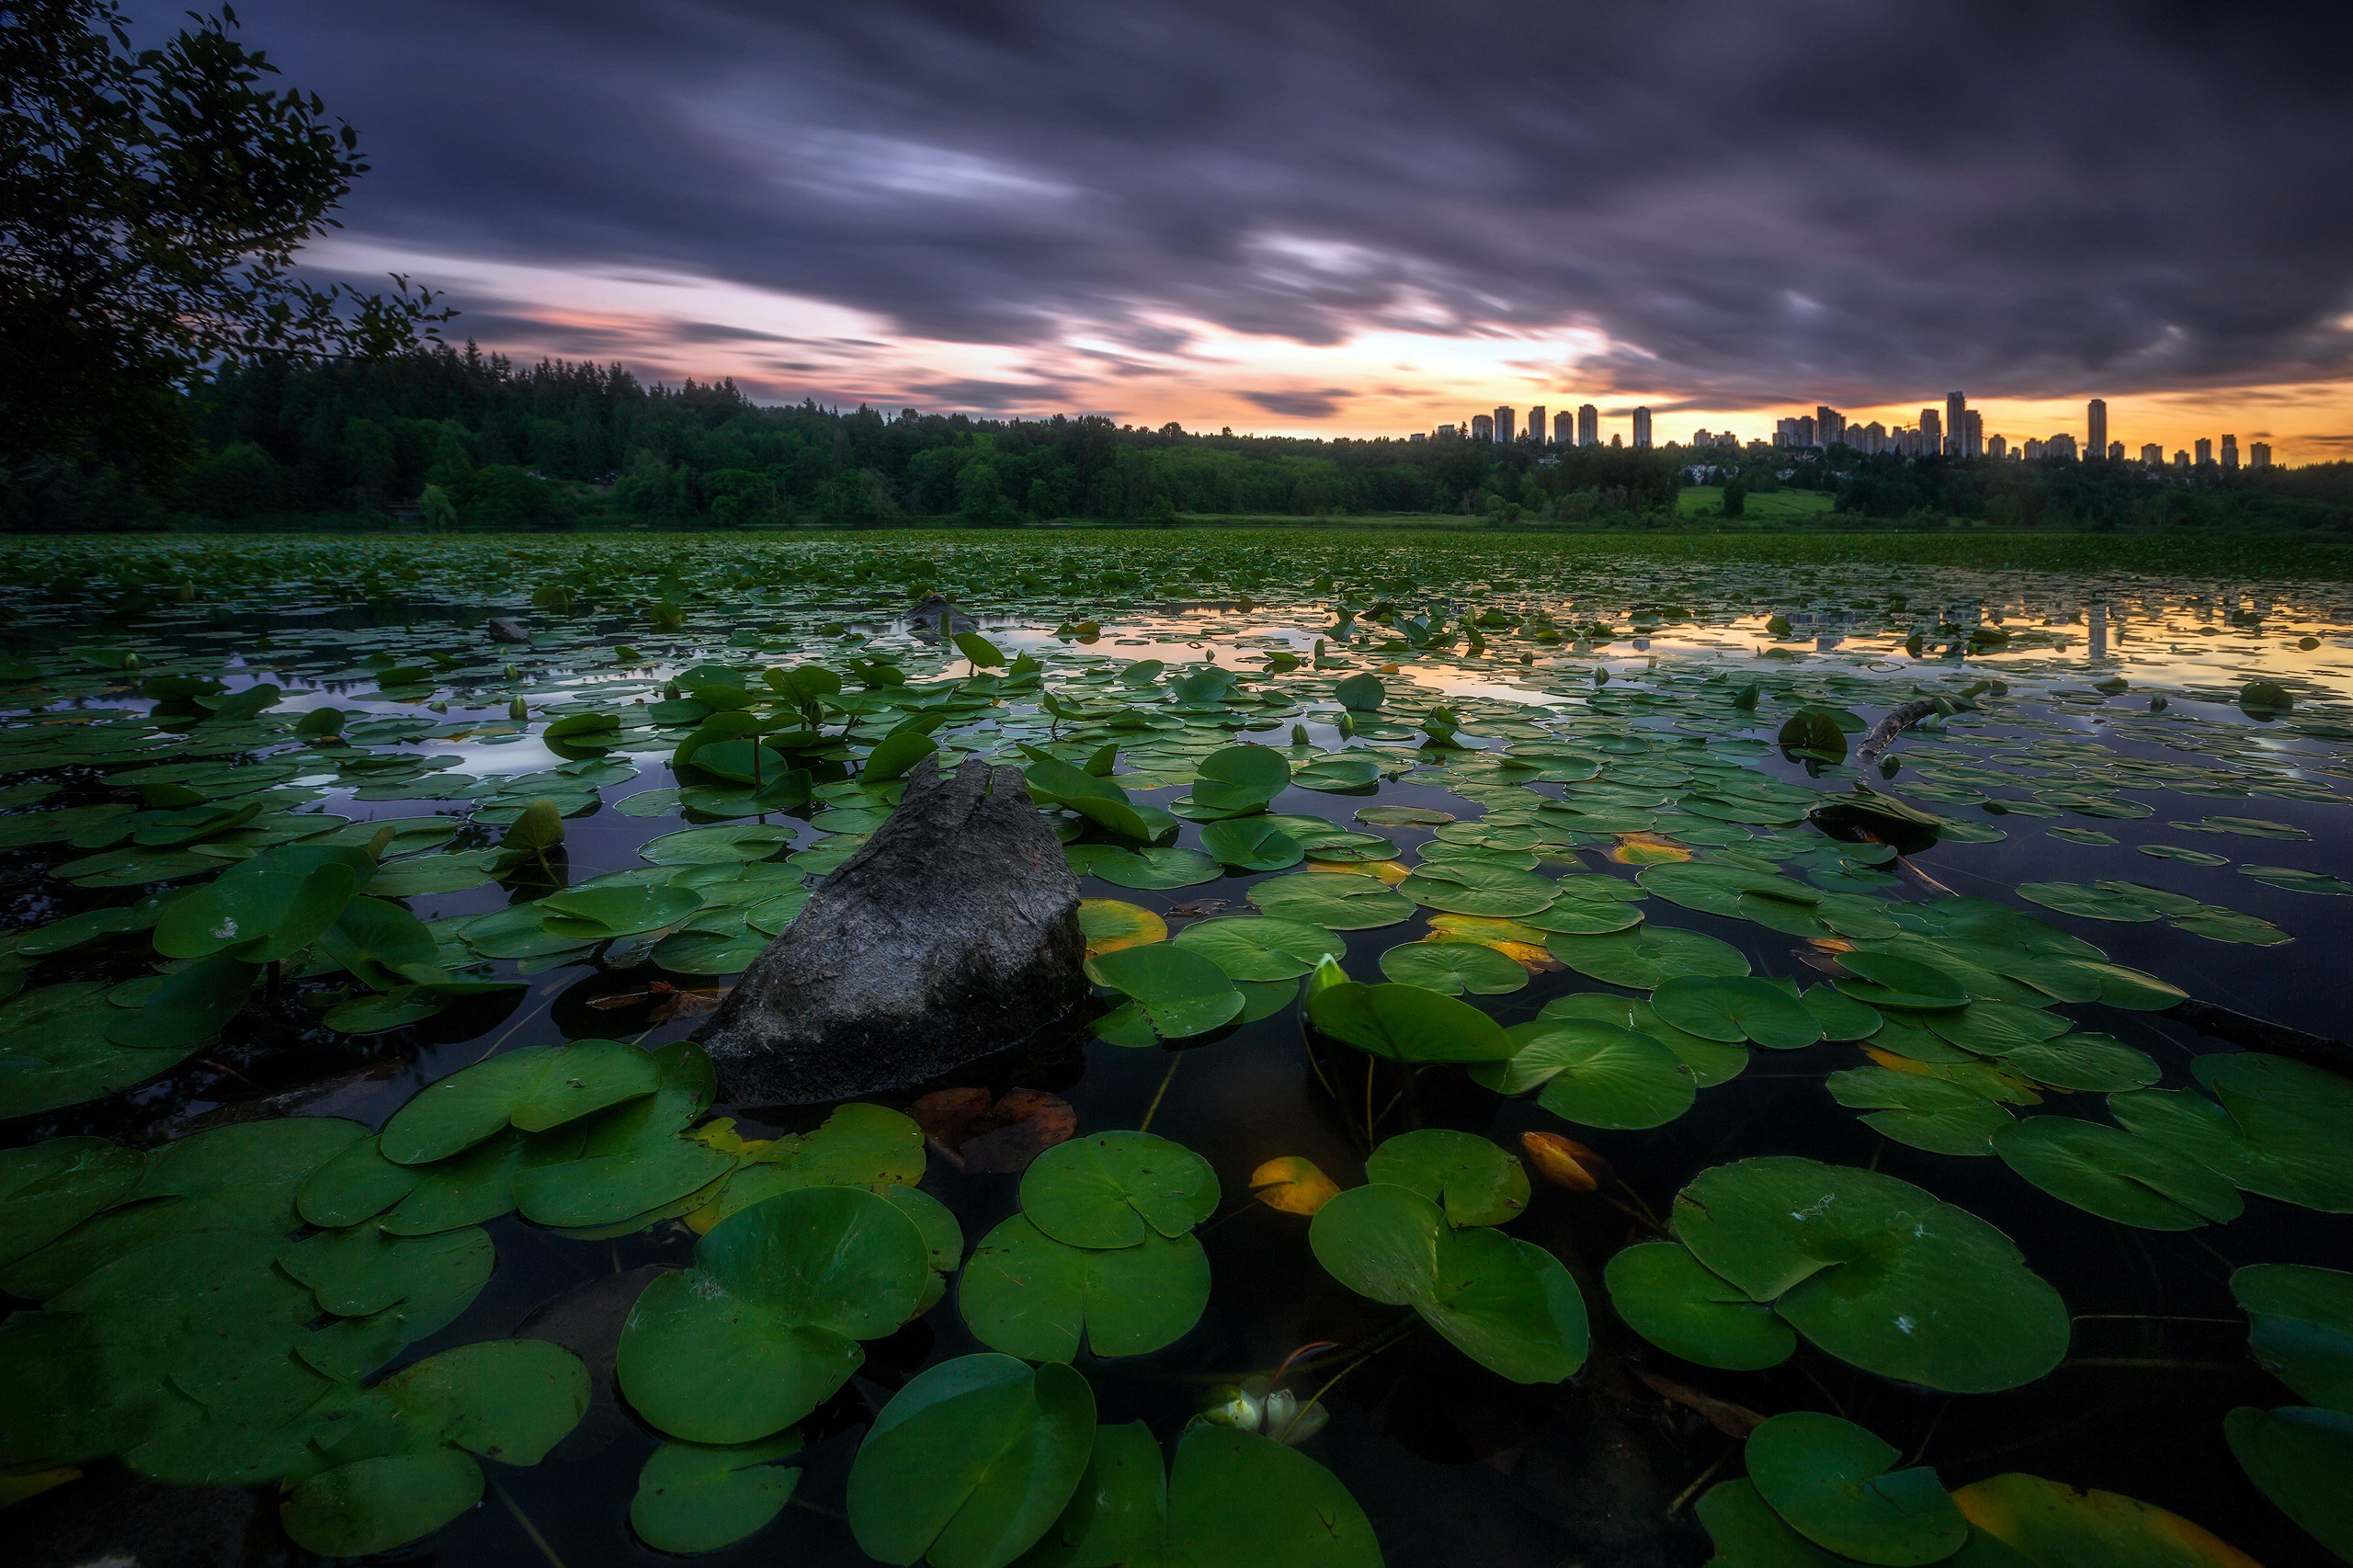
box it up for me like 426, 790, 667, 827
183, 2, 2353, 466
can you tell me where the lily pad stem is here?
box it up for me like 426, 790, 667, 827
1138, 1051, 1184, 1133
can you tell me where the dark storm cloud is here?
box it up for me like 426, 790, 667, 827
1239, 390, 1353, 418
214, 0, 2353, 404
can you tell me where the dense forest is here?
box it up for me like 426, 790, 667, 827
7, 343, 2349, 533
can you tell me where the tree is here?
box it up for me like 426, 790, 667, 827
1722, 482, 1746, 517
415, 482, 457, 531
0, 1, 450, 483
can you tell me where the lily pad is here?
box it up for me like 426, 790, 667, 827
1377, 939, 1529, 995
1672, 1156, 2070, 1392
1245, 872, 1415, 929
1309, 1182, 1587, 1382
1020, 1131, 1220, 1249
1086, 944, 1242, 1039
1170, 915, 1345, 982
1745, 1410, 1967, 1566
1197, 817, 1305, 870
1828, 1067, 2012, 1155
380, 1040, 662, 1165
1603, 1241, 1796, 1370
1954, 1471, 2269, 1568
1070, 845, 1224, 890
2234, 1263, 2353, 1413
1474, 1018, 1699, 1129
2225, 1405, 2353, 1562
1651, 975, 1824, 1051
1363, 1129, 1530, 1226
1994, 1117, 2245, 1230
1306, 981, 1517, 1063
631, 1431, 805, 1554
960, 1215, 1211, 1361
1399, 860, 1560, 917
1544, 925, 1750, 989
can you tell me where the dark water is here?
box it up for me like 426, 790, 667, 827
6, 567, 2352, 1568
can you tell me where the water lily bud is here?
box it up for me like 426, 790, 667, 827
1264, 1392, 1329, 1444
1522, 1131, 1608, 1191
1202, 1383, 1264, 1430
1261, 1389, 1299, 1431
508, 696, 528, 721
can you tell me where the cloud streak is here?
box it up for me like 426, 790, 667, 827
210, 0, 2353, 420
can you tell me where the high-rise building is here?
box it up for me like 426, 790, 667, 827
2086, 399, 2107, 461
1471, 414, 1494, 440
1815, 406, 1846, 447
2023, 437, 2046, 460
2049, 432, 2078, 460
2141, 443, 2164, 466
2221, 435, 2239, 471
1494, 406, 1515, 444
1946, 392, 1967, 457
1632, 407, 1654, 449
1919, 408, 1943, 455
1554, 409, 1574, 445
1794, 415, 1817, 448
1528, 406, 1546, 445
1961, 409, 1984, 458
1408, 431, 1427, 443
2108, 441, 2124, 462
1988, 434, 2008, 460
2251, 442, 2273, 469
2174, 449, 2190, 471
2195, 437, 2213, 466
1576, 403, 1598, 447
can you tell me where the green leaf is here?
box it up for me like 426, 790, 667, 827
280, 1449, 485, 1557
1955, 1469, 2275, 1568
1650, 975, 1823, 1051
1085, 944, 1242, 1039
1993, 1117, 2244, 1230
1245, 871, 1415, 929
960, 1215, 1210, 1361
866, 726, 939, 783
1333, 673, 1385, 710
1827, 1068, 2012, 1155
1745, 1410, 1967, 1566
1399, 860, 1559, 917
1170, 915, 1344, 982
1377, 939, 1529, 995
618, 1186, 932, 1444
1197, 816, 1304, 869
1473, 1018, 1698, 1128
631, 1432, 805, 1554
2234, 1263, 2353, 1414
1695, 1480, 1847, 1567
847, 1355, 1098, 1568
1020, 1131, 1220, 1248
1306, 981, 1517, 1062
1185, 744, 1291, 819
380, 1040, 663, 1165
1672, 1156, 2070, 1393
373, 1337, 589, 1464
1309, 1183, 1587, 1382
1544, 925, 1750, 988
1069, 844, 1223, 889
1158, 1424, 1382, 1568
2226, 1405, 2353, 1561
1603, 1241, 1795, 1370
1364, 1129, 1529, 1225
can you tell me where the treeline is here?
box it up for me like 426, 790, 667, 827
5, 342, 2347, 532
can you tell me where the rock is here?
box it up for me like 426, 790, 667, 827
905, 594, 978, 636
8, 1461, 293, 1568
485, 616, 531, 643
695, 755, 1086, 1105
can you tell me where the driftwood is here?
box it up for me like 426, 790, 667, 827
695, 755, 1086, 1105
1857, 699, 1938, 760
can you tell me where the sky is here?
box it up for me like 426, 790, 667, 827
203, 0, 2353, 460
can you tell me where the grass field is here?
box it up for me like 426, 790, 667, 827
1675, 484, 1838, 518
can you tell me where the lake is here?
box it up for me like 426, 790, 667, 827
4, 532, 2350, 1568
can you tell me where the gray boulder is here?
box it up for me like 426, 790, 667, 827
485, 616, 531, 643
695, 755, 1086, 1105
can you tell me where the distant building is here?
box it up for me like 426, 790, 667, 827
1610, 434, 1623, 448
1472, 414, 1494, 440
1633, 407, 1654, 449
2108, 441, 2124, 462
2174, 449, 2190, 471
1438, 424, 1457, 439
1576, 403, 1598, 447
2023, 437, 2046, 460
2141, 443, 2164, 466
2086, 399, 2107, 461
1855, 420, 1889, 454
2049, 433, 2078, 460
1408, 432, 1427, 443
1946, 392, 1967, 457
2195, 437, 2212, 466
1987, 434, 2008, 460
2222, 435, 2239, 471
1494, 406, 1515, 443
1920, 407, 1943, 454
2251, 441, 2273, 469
1554, 409, 1574, 444
1961, 409, 1984, 458
1528, 405, 1547, 444
1815, 405, 1846, 447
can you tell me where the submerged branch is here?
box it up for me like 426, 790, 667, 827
2163, 997, 2353, 1079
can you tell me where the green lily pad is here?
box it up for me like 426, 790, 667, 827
1306, 981, 1517, 1063
1185, 744, 1291, 819
960, 1215, 1210, 1361
1309, 1182, 1587, 1383
1070, 845, 1224, 890
1603, 1241, 1796, 1370
1363, 1129, 1529, 1226
1650, 975, 1824, 1051
1827, 1067, 2013, 1155
2227, 1405, 2353, 1562
1170, 915, 1345, 982
1672, 1156, 2070, 1393
1020, 1131, 1219, 1248
1197, 817, 1304, 870
1086, 944, 1242, 1039
640, 824, 797, 864
2110, 1052, 2353, 1212
380, 1040, 662, 1165
1399, 860, 1560, 917
1544, 925, 1750, 989
1836, 951, 1970, 1010
1377, 939, 1529, 995
709, 1103, 926, 1221
1994, 1117, 2245, 1230
1745, 1410, 1967, 1566
1536, 992, 1748, 1086
537, 883, 701, 938
0, 1137, 148, 1267
281, 1449, 486, 1557
1473, 1018, 1698, 1129
1997, 1034, 2161, 1092
1695, 1480, 1847, 1567
631, 1431, 805, 1554
847, 1354, 1097, 1568
617, 1186, 932, 1443
2234, 1263, 2353, 1414
1955, 1470, 2278, 1567
2240, 864, 2353, 896
1245, 872, 1415, 929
